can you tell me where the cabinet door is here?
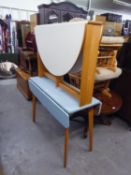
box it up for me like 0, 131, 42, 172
61, 11, 86, 22
43, 8, 61, 24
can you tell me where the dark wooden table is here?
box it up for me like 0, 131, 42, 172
95, 91, 123, 115
94, 91, 123, 125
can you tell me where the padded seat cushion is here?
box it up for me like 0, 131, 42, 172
95, 67, 122, 81
101, 36, 125, 44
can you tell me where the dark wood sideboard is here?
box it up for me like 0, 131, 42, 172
38, 1, 87, 24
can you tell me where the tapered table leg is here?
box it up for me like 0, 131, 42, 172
32, 96, 36, 122
88, 108, 94, 151
64, 128, 69, 168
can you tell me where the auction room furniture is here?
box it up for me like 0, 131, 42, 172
94, 37, 124, 117
69, 36, 124, 126
16, 13, 38, 100
16, 47, 37, 100
16, 21, 31, 48
38, 1, 87, 24
29, 21, 103, 167
16, 68, 32, 99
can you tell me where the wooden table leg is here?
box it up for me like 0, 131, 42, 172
32, 96, 36, 122
88, 108, 94, 151
64, 128, 69, 168
83, 126, 88, 139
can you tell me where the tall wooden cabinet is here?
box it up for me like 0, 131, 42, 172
38, 1, 87, 24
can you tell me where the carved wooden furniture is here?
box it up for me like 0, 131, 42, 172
29, 21, 103, 167
38, 1, 87, 24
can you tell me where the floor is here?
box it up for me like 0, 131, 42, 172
0, 79, 131, 175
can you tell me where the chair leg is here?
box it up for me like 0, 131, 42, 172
83, 127, 88, 139
88, 108, 94, 151
64, 128, 69, 168
32, 96, 36, 122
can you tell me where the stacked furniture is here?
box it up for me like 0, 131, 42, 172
29, 21, 102, 168
37, 1, 88, 92
16, 13, 38, 100
69, 36, 125, 118
94, 37, 124, 119
16, 49, 37, 100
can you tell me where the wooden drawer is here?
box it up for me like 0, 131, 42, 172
16, 68, 32, 100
